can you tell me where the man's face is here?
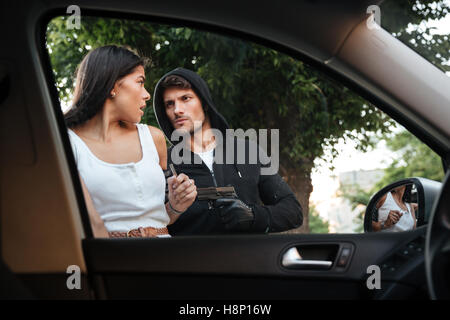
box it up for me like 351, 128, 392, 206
163, 87, 206, 133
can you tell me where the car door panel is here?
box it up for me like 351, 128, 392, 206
82, 227, 428, 299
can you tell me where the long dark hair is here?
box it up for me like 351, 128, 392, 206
402, 183, 413, 203
64, 45, 149, 128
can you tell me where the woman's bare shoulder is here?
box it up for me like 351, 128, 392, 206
148, 125, 165, 139
147, 125, 167, 146
147, 125, 167, 169
376, 193, 388, 209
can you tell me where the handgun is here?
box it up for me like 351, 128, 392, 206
197, 186, 238, 201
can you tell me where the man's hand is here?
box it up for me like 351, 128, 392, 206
214, 198, 255, 232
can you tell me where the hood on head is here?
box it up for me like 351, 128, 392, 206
153, 67, 229, 145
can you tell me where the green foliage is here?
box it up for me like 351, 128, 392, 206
375, 129, 445, 188
308, 205, 330, 234
46, 16, 394, 174
381, 0, 450, 73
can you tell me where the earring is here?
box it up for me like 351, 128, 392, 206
111, 92, 116, 98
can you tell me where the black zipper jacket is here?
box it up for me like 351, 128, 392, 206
153, 68, 303, 235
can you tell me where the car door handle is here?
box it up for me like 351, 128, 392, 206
282, 247, 333, 270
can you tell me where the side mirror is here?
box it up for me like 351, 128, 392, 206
364, 177, 442, 232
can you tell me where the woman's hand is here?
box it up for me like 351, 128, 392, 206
167, 173, 197, 214
384, 210, 403, 228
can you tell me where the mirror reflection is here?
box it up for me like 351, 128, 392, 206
371, 183, 418, 232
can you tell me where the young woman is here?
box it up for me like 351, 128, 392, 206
65, 45, 197, 238
372, 184, 416, 232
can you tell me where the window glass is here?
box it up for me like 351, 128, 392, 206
380, 0, 450, 77
46, 14, 444, 236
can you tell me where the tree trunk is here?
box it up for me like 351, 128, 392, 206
279, 166, 313, 234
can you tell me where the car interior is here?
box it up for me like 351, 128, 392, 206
1, 0, 449, 300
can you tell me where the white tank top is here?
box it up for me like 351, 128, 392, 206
68, 124, 169, 233
378, 192, 415, 232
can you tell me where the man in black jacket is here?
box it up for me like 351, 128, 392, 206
153, 67, 303, 235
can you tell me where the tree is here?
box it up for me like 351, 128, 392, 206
308, 205, 330, 234
374, 129, 445, 188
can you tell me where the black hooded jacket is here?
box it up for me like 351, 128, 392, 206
154, 67, 303, 235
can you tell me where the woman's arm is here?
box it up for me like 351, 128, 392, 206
165, 202, 178, 225
79, 174, 109, 238
372, 221, 382, 232
372, 194, 389, 231
148, 126, 178, 224
166, 174, 197, 225
149, 126, 168, 170
148, 126, 197, 224
376, 193, 388, 209
410, 203, 417, 229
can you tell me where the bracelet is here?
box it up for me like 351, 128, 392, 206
167, 200, 184, 215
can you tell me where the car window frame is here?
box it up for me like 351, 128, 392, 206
38, 8, 448, 239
